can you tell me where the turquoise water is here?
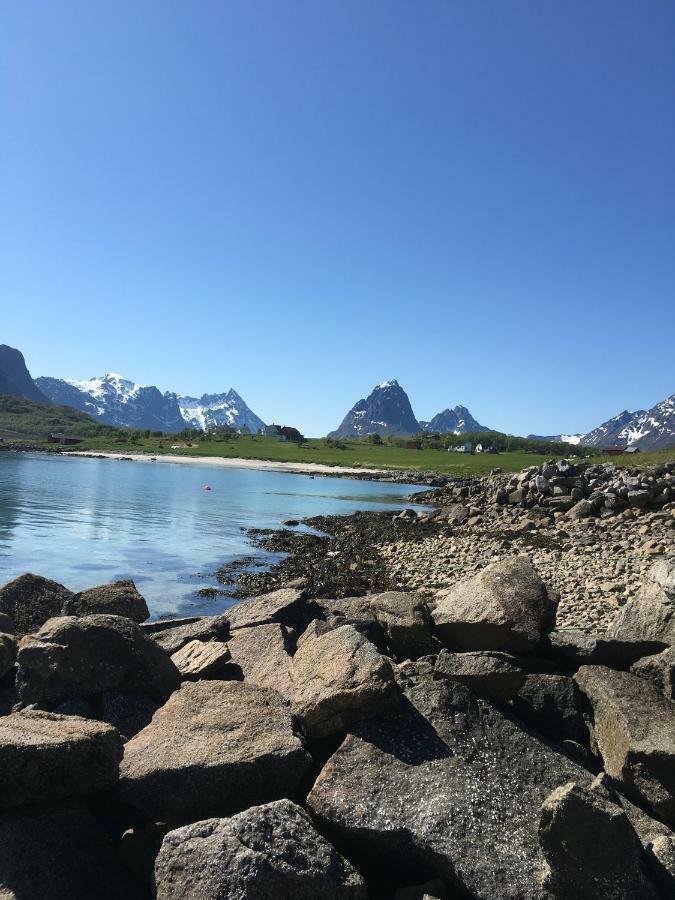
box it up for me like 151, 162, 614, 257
0, 453, 425, 618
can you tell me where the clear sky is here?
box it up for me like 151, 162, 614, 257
2, 1, 673, 437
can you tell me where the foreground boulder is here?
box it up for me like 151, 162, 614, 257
154, 799, 367, 900
0, 573, 73, 634
16, 614, 180, 708
291, 624, 398, 739
308, 678, 592, 898
539, 781, 658, 899
150, 615, 229, 654
631, 647, 675, 700
434, 649, 525, 704
0, 710, 122, 808
545, 629, 667, 669
119, 681, 310, 823
225, 623, 294, 698
575, 665, 675, 825
315, 595, 387, 651
0, 799, 144, 899
369, 591, 434, 659
226, 588, 318, 632
62, 579, 150, 623
432, 556, 556, 652
513, 674, 589, 745
609, 557, 675, 646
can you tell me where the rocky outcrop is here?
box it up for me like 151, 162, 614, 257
0, 344, 48, 403
0, 573, 73, 634
226, 587, 317, 632
545, 629, 667, 669
0, 799, 145, 899
513, 674, 588, 745
149, 615, 229, 654
631, 647, 675, 699
119, 681, 310, 823
609, 557, 675, 645
16, 614, 180, 708
290, 624, 398, 739
154, 800, 367, 899
432, 556, 556, 651
539, 781, 658, 899
0, 710, 122, 808
328, 380, 420, 438
308, 678, 593, 899
63, 580, 150, 623
434, 649, 526, 704
574, 665, 675, 824
369, 591, 434, 660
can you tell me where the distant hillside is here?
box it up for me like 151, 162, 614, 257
421, 405, 489, 434
0, 393, 113, 439
0, 345, 48, 403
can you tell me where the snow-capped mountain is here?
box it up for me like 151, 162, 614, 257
178, 390, 265, 433
581, 394, 675, 451
420, 405, 489, 435
328, 380, 421, 438
36, 374, 266, 434
527, 433, 583, 445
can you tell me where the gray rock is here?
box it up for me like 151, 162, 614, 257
315, 596, 386, 650
0, 632, 16, 679
119, 680, 311, 823
546, 629, 667, 669
0, 613, 15, 634
308, 678, 592, 899
369, 591, 434, 660
62, 579, 149, 623
434, 649, 526, 704
0, 573, 73, 634
0, 709, 122, 808
432, 556, 556, 652
170, 639, 231, 679
609, 558, 675, 646
226, 588, 318, 632
154, 799, 367, 900
539, 781, 658, 899
225, 623, 294, 699
0, 799, 144, 899
150, 615, 229, 654
631, 647, 675, 700
16, 614, 180, 708
628, 490, 652, 508
98, 690, 159, 741
574, 666, 675, 824
513, 674, 588, 745
567, 499, 593, 520
291, 624, 398, 739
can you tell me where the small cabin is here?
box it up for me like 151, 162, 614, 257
602, 446, 627, 456
405, 441, 422, 450
624, 446, 641, 454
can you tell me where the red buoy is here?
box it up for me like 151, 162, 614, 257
204, 484, 212, 491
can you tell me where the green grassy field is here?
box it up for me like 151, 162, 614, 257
18, 432, 620, 476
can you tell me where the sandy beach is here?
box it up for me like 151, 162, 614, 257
68, 450, 386, 477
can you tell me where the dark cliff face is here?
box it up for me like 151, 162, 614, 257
0, 345, 48, 403
423, 405, 489, 434
328, 380, 421, 438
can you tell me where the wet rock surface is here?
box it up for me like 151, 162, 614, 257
0, 572, 73, 634
63, 579, 150, 623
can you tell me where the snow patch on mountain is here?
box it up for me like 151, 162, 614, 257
178, 389, 265, 433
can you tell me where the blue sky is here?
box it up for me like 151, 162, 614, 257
2, 1, 673, 437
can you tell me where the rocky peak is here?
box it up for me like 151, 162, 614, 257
0, 345, 48, 403
328, 380, 420, 438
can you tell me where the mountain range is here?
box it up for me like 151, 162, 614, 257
328, 380, 489, 439
35, 374, 266, 434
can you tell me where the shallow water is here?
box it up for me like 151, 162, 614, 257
0, 453, 426, 618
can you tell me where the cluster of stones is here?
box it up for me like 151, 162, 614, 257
0, 553, 674, 899
378, 461, 675, 632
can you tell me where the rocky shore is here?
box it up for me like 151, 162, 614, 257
0, 458, 674, 898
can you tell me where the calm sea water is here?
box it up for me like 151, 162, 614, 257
0, 453, 426, 618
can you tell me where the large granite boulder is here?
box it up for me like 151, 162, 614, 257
369, 591, 434, 660
432, 557, 556, 652
226, 588, 318, 632
225, 623, 294, 698
0, 632, 16, 679
170, 639, 230, 679
631, 647, 675, 700
154, 799, 367, 900
434, 649, 526, 704
150, 615, 229, 654
609, 557, 675, 646
16, 614, 180, 708
539, 781, 658, 899
62, 580, 150, 623
308, 678, 592, 899
545, 629, 667, 670
0, 573, 73, 634
575, 666, 675, 825
119, 681, 311, 823
0, 709, 122, 808
315, 595, 386, 651
0, 799, 144, 899
290, 624, 398, 739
